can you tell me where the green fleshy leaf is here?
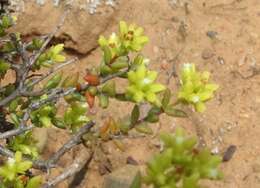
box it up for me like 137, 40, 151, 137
39, 116, 52, 127
164, 106, 187, 118
131, 105, 140, 125
98, 94, 109, 109
16, 161, 32, 174
52, 44, 64, 55
26, 176, 42, 188
135, 123, 153, 135
101, 81, 116, 97
162, 89, 171, 110
44, 72, 63, 90
149, 84, 166, 93
103, 46, 112, 64
98, 35, 107, 47
119, 21, 128, 35
195, 102, 206, 112
183, 173, 200, 188
53, 54, 66, 62
0, 60, 10, 78
130, 171, 142, 188
61, 72, 79, 88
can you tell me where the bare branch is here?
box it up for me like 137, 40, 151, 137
28, 58, 78, 88
0, 121, 95, 171
166, 47, 184, 85
0, 68, 127, 140
0, 9, 69, 107
46, 121, 95, 166
0, 125, 33, 140
42, 150, 93, 188
100, 68, 129, 83
0, 144, 54, 170
0, 145, 14, 158
0, 89, 19, 107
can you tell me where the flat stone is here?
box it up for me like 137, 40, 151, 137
103, 165, 140, 188
12, 1, 116, 54
126, 156, 139, 166
32, 127, 48, 153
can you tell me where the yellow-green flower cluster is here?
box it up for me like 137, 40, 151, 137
178, 63, 219, 112
126, 65, 165, 106
119, 21, 149, 52
98, 21, 149, 63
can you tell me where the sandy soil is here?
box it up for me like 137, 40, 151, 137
82, 1, 260, 187
10, 0, 260, 187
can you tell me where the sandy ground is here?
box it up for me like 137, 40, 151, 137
81, 1, 260, 187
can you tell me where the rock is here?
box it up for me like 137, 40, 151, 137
201, 48, 215, 60
32, 127, 48, 153
103, 165, 140, 188
12, 1, 116, 54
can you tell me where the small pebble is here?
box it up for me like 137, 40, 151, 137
126, 156, 139, 166
211, 146, 220, 154
207, 31, 218, 39
217, 56, 225, 65
223, 145, 237, 162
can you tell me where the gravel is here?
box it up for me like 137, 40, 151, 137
9, 0, 117, 14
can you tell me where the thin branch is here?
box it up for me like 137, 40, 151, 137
166, 47, 184, 85
0, 68, 130, 141
28, 58, 78, 88
0, 144, 54, 170
46, 121, 95, 166
100, 68, 129, 83
0, 9, 69, 107
0, 89, 19, 107
0, 144, 13, 158
0, 125, 33, 140
42, 150, 94, 188
0, 121, 95, 171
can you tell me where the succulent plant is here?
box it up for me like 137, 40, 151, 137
0, 152, 42, 188
145, 128, 223, 188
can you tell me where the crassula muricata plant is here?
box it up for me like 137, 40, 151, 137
144, 128, 223, 188
0, 12, 221, 187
